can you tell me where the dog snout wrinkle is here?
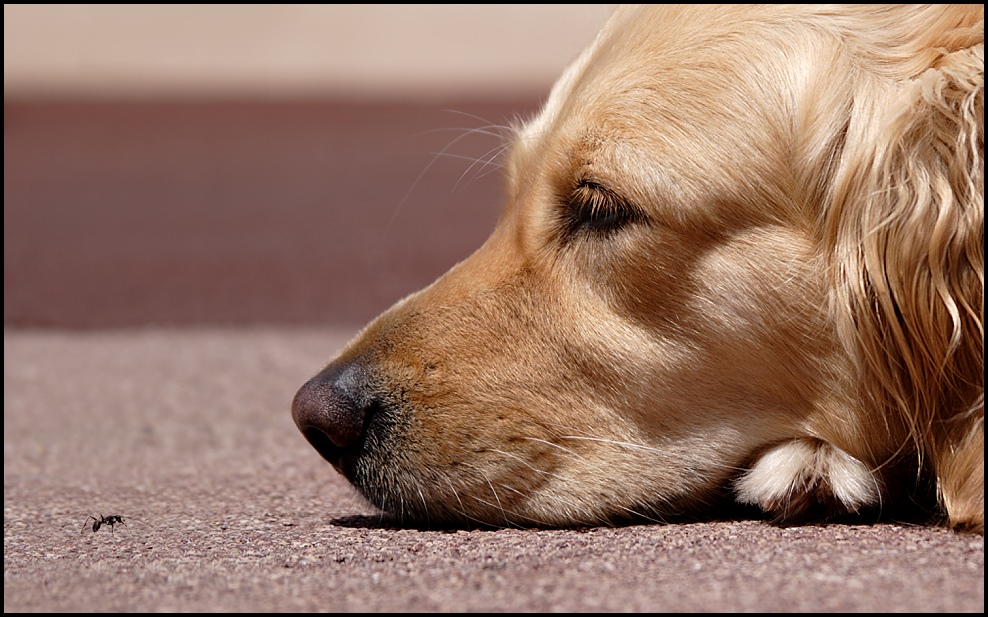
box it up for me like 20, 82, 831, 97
292, 362, 375, 457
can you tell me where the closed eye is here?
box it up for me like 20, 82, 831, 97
561, 180, 646, 241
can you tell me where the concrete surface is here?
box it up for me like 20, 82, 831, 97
4, 328, 984, 612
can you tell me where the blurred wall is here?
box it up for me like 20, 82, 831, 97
4, 4, 613, 100
5, 5, 614, 328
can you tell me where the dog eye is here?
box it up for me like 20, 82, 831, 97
562, 181, 643, 239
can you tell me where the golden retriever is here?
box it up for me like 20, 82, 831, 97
293, 4, 984, 532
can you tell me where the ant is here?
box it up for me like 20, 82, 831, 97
86, 514, 125, 533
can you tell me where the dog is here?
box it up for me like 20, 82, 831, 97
293, 5, 983, 532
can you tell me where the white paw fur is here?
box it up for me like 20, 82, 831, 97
736, 439, 881, 517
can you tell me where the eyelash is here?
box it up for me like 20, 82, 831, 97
562, 181, 643, 240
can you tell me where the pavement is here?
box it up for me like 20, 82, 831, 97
4, 101, 984, 612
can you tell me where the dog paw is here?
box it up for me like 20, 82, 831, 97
735, 438, 881, 521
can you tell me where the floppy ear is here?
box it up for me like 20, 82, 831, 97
828, 31, 983, 531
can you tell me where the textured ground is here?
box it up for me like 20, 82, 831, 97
4, 329, 984, 612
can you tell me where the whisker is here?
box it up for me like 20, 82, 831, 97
444, 476, 468, 514
403, 126, 508, 144
459, 461, 535, 527
483, 473, 510, 527
384, 122, 509, 240
427, 148, 507, 189
548, 433, 750, 475
416, 484, 430, 526
465, 495, 544, 527
450, 142, 512, 191
469, 142, 516, 182
427, 150, 503, 166
491, 441, 671, 525
404, 121, 512, 143
481, 445, 606, 522
441, 475, 505, 526
488, 447, 566, 480
440, 109, 516, 136
557, 435, 663, 453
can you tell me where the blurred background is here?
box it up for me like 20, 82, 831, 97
4, 4, 612, 329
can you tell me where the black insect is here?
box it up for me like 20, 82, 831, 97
86, 514, 125, 533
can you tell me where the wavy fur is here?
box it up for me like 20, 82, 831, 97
825, 6, 983, 532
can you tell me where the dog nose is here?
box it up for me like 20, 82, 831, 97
291, 361, 375, 460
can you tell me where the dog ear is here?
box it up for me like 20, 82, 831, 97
828, 30, 983, 531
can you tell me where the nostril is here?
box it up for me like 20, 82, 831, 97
301, 425, 344, 462
291, 362, 376, 458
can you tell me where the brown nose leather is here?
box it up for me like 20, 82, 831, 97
291, 361, 375, 460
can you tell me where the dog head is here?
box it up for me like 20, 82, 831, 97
293, 5, 983, 530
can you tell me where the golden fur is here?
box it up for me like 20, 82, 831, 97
293, 5, 984, 532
